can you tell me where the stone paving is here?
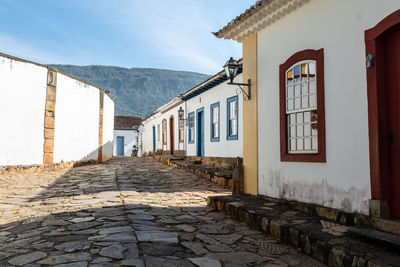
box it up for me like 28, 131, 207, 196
0, 157, 325, 266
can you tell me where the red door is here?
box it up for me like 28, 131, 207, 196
385, 27, 400, 217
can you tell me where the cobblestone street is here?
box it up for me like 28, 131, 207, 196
0, 157, 324, 266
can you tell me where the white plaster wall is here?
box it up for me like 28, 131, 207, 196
256, 0, 400, 215
186, 75, 243, 157
53, 73, 100, 162
0, 56, 48, 165
160, 103, 185, 153
114, 129, 138, 156
103, 94, 115, 160
141, 112, 163, 155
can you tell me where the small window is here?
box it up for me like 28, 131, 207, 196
188, 112, 195, 144
210, 102, 220, 142
179, 117, 184, 142
279, 49, 325, 162
157, 124, 160, 141
227, 96, 238, 140
162, 119, 167, 145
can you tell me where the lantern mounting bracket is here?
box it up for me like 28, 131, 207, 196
228, 79, 251, 100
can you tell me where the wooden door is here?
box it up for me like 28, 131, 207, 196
116, 136, 124, 156
170, 117, 174, 154
385, 27, 400, 217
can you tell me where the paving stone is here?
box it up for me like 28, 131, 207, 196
70, 217, 95, 223
88, 233, 136, 242
195, 234, 219, 245
206, 251, 264, 265
54, 262, 88, 267
120, 258, 145, 267
8, 251, 47, 266
54, 241, 92, 252
205, 244, 234, 252
188, 257, 222, 267
176, 224, 197, 233
98, 226, 132, 235
67, 221, 102, 231
181, 242, 208, 255
0, 251, 14, 260
136, 231, 179, 243
214, 234, 242, 245
141, 243, 185, 257
200, 225, 232, 234
36, 252, 92, 265
144, 257, 195, 267
175, 215, 198, 223
99, 243, 126, 259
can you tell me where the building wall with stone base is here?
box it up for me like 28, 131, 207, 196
0, 52, 114, 166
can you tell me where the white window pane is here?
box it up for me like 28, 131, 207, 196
290, 126, 296, 137
294, 98, 301, 110
296, 113, 303, 123
304, 138, 312, 150
297, 138, 304, 150
304, 124, 311, 136
295, 84, 301, 96
302, 96, 309, 109
302, 83, 308, 95
310, 94, 316, 107
287, 99, 294, 111
309, 80, 316, 94
287, 86, 294, 98
312, 137, 318, 150
304, 112, 311, 123
290, 114, 296, 125
309, 62, 316, 76
290, 139, 296, 151
297, 125, 303, 137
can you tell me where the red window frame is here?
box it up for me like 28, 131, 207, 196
279, 49, 326, 162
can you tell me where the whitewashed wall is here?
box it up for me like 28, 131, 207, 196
103, 94, 115, 160
160, 102, 185, 153
114, 130, 138, 156
141, 112, 163, 155
53, 73, 100, 162
256, 0, 400, 215
0, 56, 48, 165
186, 75, 243, 157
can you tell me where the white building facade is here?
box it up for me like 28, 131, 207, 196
215, 0, 400, 217
0, 52, 114, 166
114, 115, 141, 156
182, 72, 243, 158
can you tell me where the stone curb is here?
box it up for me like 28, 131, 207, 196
0, 159, 98, 175
154, 156, 233, 188
207, 195, 400, 267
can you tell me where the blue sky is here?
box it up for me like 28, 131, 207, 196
0, 1, 255, 74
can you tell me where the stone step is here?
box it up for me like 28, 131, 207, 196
370, 218, 400, 235
207, 195, 400, 267
347, 226, 400, 252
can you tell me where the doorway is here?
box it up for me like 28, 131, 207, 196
196, 107, 204, 157
170, 116, 175, 154
116, 136, 124, 156
152, 126, 156, 151
365, 9, 400, 218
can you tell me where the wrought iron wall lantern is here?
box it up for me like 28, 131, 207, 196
224, 57, 251, 100
178, 107, 186, 123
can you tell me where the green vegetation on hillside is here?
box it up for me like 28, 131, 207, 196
51, 65, 210, 118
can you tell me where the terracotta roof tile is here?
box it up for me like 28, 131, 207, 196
114, 115, 142, 129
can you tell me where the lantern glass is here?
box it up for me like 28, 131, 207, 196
224, 57, 239, 82
178, 107, 184, 120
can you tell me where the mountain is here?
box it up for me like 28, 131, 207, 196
50, 65, 210, 118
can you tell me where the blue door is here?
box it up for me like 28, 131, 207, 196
197, 108, 204, 156
116, 136, 124, 155
152, 126, 156, 151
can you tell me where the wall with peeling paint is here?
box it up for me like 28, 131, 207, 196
256, 0, 400, 215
